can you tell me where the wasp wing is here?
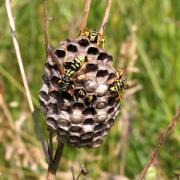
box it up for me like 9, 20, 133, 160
48, 45, 65, 75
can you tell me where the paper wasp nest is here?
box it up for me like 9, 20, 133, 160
39, 37, 121, 148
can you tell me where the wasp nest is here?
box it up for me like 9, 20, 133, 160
39, 37, 121, 148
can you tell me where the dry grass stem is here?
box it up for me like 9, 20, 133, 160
5, 0, 51, 173
139, 107, 180, 180
42, 1, 65, 179
70, 166, 76, 180
99, 0, 112, 35
43, 0, 49, 59
116, 25, 139, 175
80, 0, 92, 33
5, 0, 34, 113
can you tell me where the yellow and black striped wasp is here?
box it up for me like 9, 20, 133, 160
108, 68, 129, 100
58, 55, 86, 92
48, 46, 86, 94
81, 28, 105, 48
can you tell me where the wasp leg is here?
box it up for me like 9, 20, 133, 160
116, 92, 123, 101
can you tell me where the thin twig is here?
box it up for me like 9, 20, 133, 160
79, 0, 92, 33
99, 0, 112, 35
5, 0, 34, 113
139, 108, 180, 180
47, 141, 64, 180
75, 165, 88, 180
75, 172, 82, 180
43, 0, 49, 59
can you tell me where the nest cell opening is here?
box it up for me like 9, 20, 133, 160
50, 76, 60, 86
39, 100, 48, 113
83, 118, 94, 125
97, 52, 109, 61
108, 96, 118, 106
78, 38, 90, 47
83, 107, 96, 115
61, 92, 74, 101
93, 130, 104, 138
48, 103, 59, 114
87, 47, 99, 55
107, 107, 114, 114
58, 128, 69, 136
94, 123, 105, 131
46, 117, 58, 128
81, 137, 93, 144
67, 44, 78, 52
42, 74, 51, 86
69, 135, 81, 143
55, 49, 66, 58
72, 102, 85, 110
96, 69, 109, 78
69, 126, 82, 132
39, 91, 50, 102
108, 55, 113, 61
82, 132, 94, 139
85, 63, 98, 72
107, 118, 114, 127
96, 70, 109, 77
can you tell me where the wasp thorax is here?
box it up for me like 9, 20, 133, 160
39, 36, 124, 148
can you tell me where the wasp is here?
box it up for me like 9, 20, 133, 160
58, 55, 86, 92
76, 88, 86, 98
75, 88, 95, 105
48, 46, 86, 93
81, 28, 105, 48
108, 68, 129, 100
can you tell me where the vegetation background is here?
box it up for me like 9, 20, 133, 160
0, 0, 179, 179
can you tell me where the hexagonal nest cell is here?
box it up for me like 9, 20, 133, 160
39, 36, 121, 148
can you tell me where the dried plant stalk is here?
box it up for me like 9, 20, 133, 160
46, 142, 64, 180
43, 0, 49, 59
4, 0, 34, 113
79, 0, 92, 33
5, 0, 51, 174
139, 108, 180, 180
42, 1, 65, 179
99, 0, 112, 35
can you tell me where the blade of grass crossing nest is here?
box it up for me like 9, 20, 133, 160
99, 0, 112, 36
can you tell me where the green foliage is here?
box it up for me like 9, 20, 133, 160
0, 0, 179, 179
